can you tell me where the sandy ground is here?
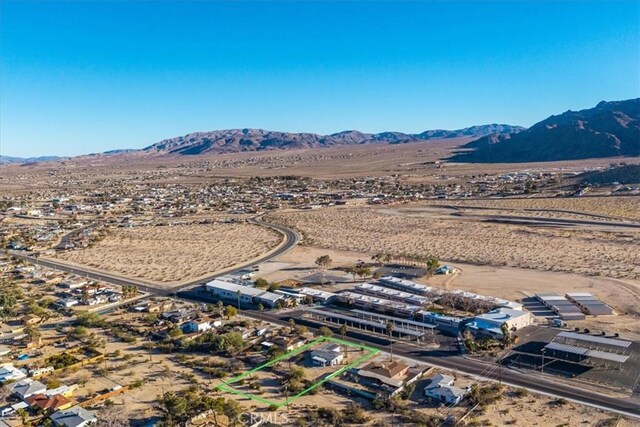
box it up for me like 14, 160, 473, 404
430, 196, 640, 222
257, 245, 640, 340
475, 389, 640, 426
269, 205, 640, 280
53, 222, 281, 284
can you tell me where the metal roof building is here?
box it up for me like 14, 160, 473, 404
535, 293, 586, 320
355, 283, 431, 306
565, 293, 614, 316
542, 331, 632, 370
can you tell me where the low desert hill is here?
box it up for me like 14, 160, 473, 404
451, 98, 640, 163
143, 124, 523, 155
578, 164, 640, 185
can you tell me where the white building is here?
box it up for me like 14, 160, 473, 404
0, 364, 27, 383
205, 279, 284, 308
423, 373, 470, 405
474, 308, 532, 331
310, 344, 344, 367
181, 319, 212, 334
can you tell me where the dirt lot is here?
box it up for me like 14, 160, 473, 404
52, 222, 281, 284
269, 204, 640, 280
430, 196, 640, 221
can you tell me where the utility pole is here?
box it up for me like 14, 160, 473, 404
541, 348, 546, 374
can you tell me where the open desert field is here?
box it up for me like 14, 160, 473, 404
431, 196, 640, 222
52, 222, 281, 284
269, 203, 640, 280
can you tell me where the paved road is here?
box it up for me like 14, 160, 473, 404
7, 218, 639, 419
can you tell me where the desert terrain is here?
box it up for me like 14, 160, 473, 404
52, 222, 281, 284
268, 202, 640, 280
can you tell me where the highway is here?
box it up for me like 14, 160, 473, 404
7, 217, 640, 419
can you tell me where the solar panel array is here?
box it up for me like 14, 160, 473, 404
565, 293, 614, 316
556, 331, 631, 349
535, 293, 586, 320
544, 342, 629, 364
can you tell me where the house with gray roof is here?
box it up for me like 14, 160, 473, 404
50, 405, 97, 427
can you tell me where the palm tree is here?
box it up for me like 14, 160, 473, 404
216, 301, 224, 317
257, 303, 264, 320
386, 321, 394, 361
339, 324, 348, 356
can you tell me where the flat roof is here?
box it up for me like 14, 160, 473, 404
556, 331, 632, 348
205, 279, 264, 296
475, 308, 529, 322
337, 292, 421, 312
545, 342, 629, 363
350, 309, 436, 329
304, 308, 423, 337
355, 283, 430, 304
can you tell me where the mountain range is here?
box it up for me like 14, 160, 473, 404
143, 124, 523, 155
0, 155, 63, 165
2, 98, 638, 164
451, 98, 640, 162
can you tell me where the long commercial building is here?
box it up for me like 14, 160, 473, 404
378, 276, 439, 297
355, 283, 431, 306
205, 279, 284, 308
336, 291, 421, 317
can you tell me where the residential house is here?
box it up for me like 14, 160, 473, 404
272, 336, 306, 352
26, 393, 73, 413
310, 344, 344, 367
0, 364, 27, 383
50, 405, 97, 427
180, 319, 212, 334
423, 373, 470, 405
10, 379, 47, 399
353, 360, 424, 397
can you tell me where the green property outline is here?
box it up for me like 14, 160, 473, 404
216, 336, 379, 408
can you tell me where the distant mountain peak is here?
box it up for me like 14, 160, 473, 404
451, 98, 640, 163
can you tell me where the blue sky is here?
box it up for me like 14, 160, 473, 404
1, 1, 639, 157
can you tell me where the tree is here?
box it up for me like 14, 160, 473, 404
254, 278, 269, 289
426, 258, 440, 274
315, 255, 333, 284
288, 319, 297, 333
0, 292, 17, 321
355, 266, 371, 280
257, 303, 264, 319
315, 255, 333, 269
501, 322, 512, 346
339, 324, 348, 340
316, 326, 333, 337
24, 324, 41, 345
345, 265, 358, 282
224, 305, 238, 319
216, 301, 224, 316
386, 321, 394, 361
